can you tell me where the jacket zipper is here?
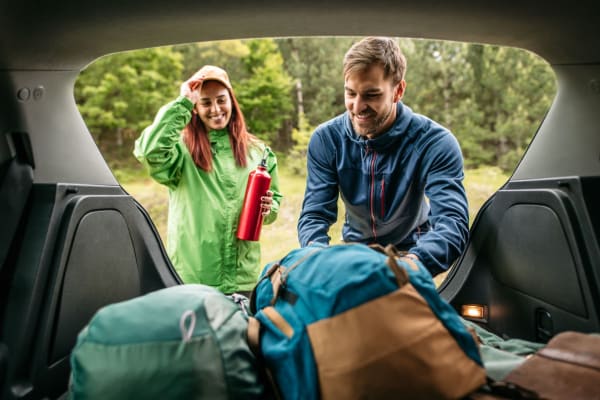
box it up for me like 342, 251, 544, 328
369, 149, 378, 240
380, 179, 385, 219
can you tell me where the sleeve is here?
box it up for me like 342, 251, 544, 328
297, 128, 340, 247
133, 96, 194, 190
409, 132, 470, 275
263, 146, 283, 226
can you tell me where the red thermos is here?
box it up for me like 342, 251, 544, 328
236, 156, 271, 241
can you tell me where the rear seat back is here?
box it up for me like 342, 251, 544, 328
0, 131, 34, 275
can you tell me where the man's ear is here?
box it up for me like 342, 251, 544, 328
394, 80, 407, 102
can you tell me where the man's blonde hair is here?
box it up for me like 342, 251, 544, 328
343, 37, 407, 85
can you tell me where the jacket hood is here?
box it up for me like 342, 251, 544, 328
343, 102, 422, 152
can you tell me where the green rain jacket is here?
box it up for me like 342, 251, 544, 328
134, 96, 282, 293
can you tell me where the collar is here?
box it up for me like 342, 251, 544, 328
208, 129, 230, 153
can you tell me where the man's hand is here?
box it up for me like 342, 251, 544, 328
405, 253, 420, 261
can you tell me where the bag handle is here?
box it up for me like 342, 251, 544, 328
368, 243, 410, 287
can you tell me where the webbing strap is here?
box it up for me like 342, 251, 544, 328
270, 248, 324, 305
247, 316, 261, 357
269, 267, 285, 306
279, 248, 324, 283
368, 243, 410, 287
262, 306, 294, 338
249, 261, 282, 313
250, 248, 324, 311
246, 316, 284, 400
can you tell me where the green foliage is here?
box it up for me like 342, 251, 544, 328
176, 40, 250, 80
287, 113, 315, 176
75, 47, 183, 148
278, 37, 356, 127
75, 37, 557, 175
402, 39, 556, 170
235, 39, 295, 146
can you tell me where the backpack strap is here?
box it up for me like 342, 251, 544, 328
247, 316, 261, 357
279, 248, 325, 283
247, 316, 284, 400
249, 261, 282, 313
368, 243, 410, 287
249, 247, 324, 312
269, 248, 325, 305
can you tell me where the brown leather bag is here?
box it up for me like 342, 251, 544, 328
472, 331, 600, 400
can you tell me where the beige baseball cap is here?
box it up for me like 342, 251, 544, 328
196, 65, 232, 90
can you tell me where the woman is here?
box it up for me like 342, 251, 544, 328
134, 65, 282, 295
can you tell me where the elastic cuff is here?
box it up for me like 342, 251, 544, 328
176, 95, 194, 110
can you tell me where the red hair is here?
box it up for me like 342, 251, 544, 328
182, 88, 253, 171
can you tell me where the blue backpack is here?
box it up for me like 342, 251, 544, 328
248, 243, 486, 400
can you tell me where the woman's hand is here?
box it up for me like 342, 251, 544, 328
261, 191, 274, 216
180, 72, 205, 104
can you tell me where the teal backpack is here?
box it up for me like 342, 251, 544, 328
248, 243, 486, 400
69, 284, 265, 400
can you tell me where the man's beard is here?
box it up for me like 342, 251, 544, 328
353, 103, 395, 138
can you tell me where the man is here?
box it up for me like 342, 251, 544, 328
297, 37, 469, 276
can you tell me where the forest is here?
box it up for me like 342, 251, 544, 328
75, 36, 556, 175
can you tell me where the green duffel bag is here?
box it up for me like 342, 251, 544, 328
68, 284, 265, 400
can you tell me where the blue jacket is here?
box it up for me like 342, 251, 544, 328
297, 102, 469, 275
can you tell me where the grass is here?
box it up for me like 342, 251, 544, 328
120, 165, 345, 265
463, 166, 509, 224
121, 164, 508, 285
